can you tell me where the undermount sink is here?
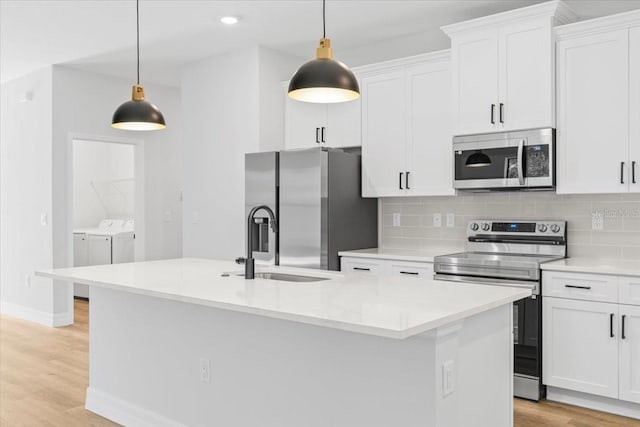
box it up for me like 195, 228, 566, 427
225, 271, 330, 283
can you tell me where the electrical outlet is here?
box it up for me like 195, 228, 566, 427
192, 211, 200, 224
446, 213, 455, 228
433, 213, 442, 228
592, 210, 604, 231
164, 211, 173, 223
40, 212, 48, 226
442, 360, 455, 396
199, 358, 211, 383
392, 213, 401, 227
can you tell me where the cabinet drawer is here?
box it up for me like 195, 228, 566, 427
543, 271, 618, 303
620, 277, 640, 306
340, 258, 387, 275
389, 261, 434, 278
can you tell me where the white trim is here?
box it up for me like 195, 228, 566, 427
85, 387, 186, 427
547, 386, 640, 420
442, 0, 578, 37
0, 301, 72, 327
354, 50, 451, 76
555, 9, 640, 41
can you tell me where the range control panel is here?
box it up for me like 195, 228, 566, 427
467, 219, 566, 237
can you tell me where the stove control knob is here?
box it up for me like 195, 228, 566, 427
550, 224, 561, 233
537, 224, 548, 233
470, 222, 479, 231
481, 223, 490, 231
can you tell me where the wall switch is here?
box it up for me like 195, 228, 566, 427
164, 211, 173, 223
433, 213, 442, 228
592, 210, 604, 231
442, 360, 455, 396
199, 358, 211, 383
40, 212, 47, 226
25, 274, 30, 288
392, 213, 401, 227
446, 213, 455, 228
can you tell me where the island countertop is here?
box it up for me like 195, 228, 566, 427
36, 258, 529, 339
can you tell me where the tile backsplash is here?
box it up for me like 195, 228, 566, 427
381, 192, 640, 261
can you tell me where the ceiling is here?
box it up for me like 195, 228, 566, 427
2, 0, 639, 87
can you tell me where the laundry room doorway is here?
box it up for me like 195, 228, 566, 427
70, 135, 145, 299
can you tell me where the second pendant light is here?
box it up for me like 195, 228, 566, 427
288, 0, 360, 103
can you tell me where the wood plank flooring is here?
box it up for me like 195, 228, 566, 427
0, 299, 638, 426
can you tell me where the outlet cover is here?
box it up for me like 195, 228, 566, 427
433, 213, 442, 228
442, 360, 455, 396
592, 210, 604, 231
446, 213, 455, 228
392, 213, 401, 227
199, 358, 211, 383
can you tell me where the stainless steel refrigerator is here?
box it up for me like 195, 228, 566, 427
245, 147, 377, 271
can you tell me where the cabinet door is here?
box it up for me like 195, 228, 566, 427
361, 71, 407, 197
73, 233, 88, 267
630, 27, 640, 193
285, 98, 326, 150
340, 257, 388, 275
405, 61, 455, 196
389, 261, 433, 278
498, 18, 554, 131
556, 30, 629, 194
450, 28, 499, 135
620, 276, 640, 306
325, 95, 361, 148
619, 304, 640, 404
88, 235, 112, 265
543, 297, 619, 398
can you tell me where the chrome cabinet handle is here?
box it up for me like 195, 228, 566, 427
610, 313, 615, 338
564, 284, 591, 290
490, 104, 496, 124
621, 162, 625, 184
499, 103, 504, 124
399, 172, 404, 190
517, 139, 525, 186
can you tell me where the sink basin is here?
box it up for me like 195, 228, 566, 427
228, 272, 330, 283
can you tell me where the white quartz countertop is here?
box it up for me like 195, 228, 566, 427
541, 258, 640, 277
36, 258, 529, 339
338, 247, 460, 263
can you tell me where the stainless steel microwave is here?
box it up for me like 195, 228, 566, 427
453, 128, 555, 191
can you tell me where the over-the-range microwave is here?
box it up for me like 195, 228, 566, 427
453, 128, 555, 191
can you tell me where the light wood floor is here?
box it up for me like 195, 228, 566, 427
1, 300, 639, 427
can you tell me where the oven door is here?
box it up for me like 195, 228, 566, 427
453, 128, 554, 190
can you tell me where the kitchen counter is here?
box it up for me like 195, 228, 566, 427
541, 257, 640, 277
37, 257, 528, 339
36, 258, 525, 427
339, 246, 461, 263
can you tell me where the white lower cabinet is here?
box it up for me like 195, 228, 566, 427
543, 270, 640, 406
340, 256, 434, 279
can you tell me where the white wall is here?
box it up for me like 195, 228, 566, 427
73, 140, 134, 229
181, 46, 300, 260
0, 67, 57, 323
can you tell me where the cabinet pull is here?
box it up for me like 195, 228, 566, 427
315, 127, 320, 144
633, 161, 637, 184
400, 271, 419, 275
564, 284, 591, 290
399, 172, 404, 190
499, 103, 504, 124
490, 104, 496, 124
622, 314, 626, 340
353, 267, 370, 271
406, 171, 411, 189
621, 162, 625, 184
610, 313, 615, 338
321, 126, 326, 143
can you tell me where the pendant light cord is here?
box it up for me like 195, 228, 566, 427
136, 0, 140, 85
322, 0, 326, 38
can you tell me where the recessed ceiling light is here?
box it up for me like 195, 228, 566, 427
221, 16, 238, 25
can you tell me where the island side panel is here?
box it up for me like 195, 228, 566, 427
87, 286, 512, 427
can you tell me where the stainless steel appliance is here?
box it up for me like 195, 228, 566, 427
434, 219, 567, 401
453, 128, 555, 191
245, 147, 378, 271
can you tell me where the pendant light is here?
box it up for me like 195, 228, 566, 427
465, 151, 492, 167
112, 0, 166, 131
288, 0, 359, 103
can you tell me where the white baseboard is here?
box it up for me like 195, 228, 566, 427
0, 301, 72, 327
547, 386, 640, 420
86, 387, 185, 427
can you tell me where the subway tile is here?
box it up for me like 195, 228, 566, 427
400, 215, 422, 227
382, 204, 403, 215
401, 204, 427, 215
622, 246, 640, 261
623, 215, 640, 231
382, 226, 402, 238
441, 227, 467, 240
381, 237, 421, 250
622, 193, 640, 202
591, 231, 640, 246
568, 244, 622, 260
401, 227, 441, 239
566, 217, 593, 231
566, 230, 591, 244
562, 194, 623, 202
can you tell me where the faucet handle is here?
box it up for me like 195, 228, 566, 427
235, 257, 246, 265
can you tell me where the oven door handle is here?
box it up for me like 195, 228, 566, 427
434, 273, 536, 291
517, 139, 525, 186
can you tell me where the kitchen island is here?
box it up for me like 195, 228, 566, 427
37, 258, 530, 427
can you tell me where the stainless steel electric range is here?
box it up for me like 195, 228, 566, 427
434, 219, 567, 401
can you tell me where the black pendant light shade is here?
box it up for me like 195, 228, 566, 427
111, 0, 165, 131
288, 0, 360, 103
465, 151, 492, 167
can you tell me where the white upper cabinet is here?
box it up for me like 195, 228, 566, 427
442, 1, 577, 136
360, 52, 454, 198
555, 11, 640, 194
284, 84, 361, 150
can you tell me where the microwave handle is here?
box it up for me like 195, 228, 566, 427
517, 139, 525, 186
